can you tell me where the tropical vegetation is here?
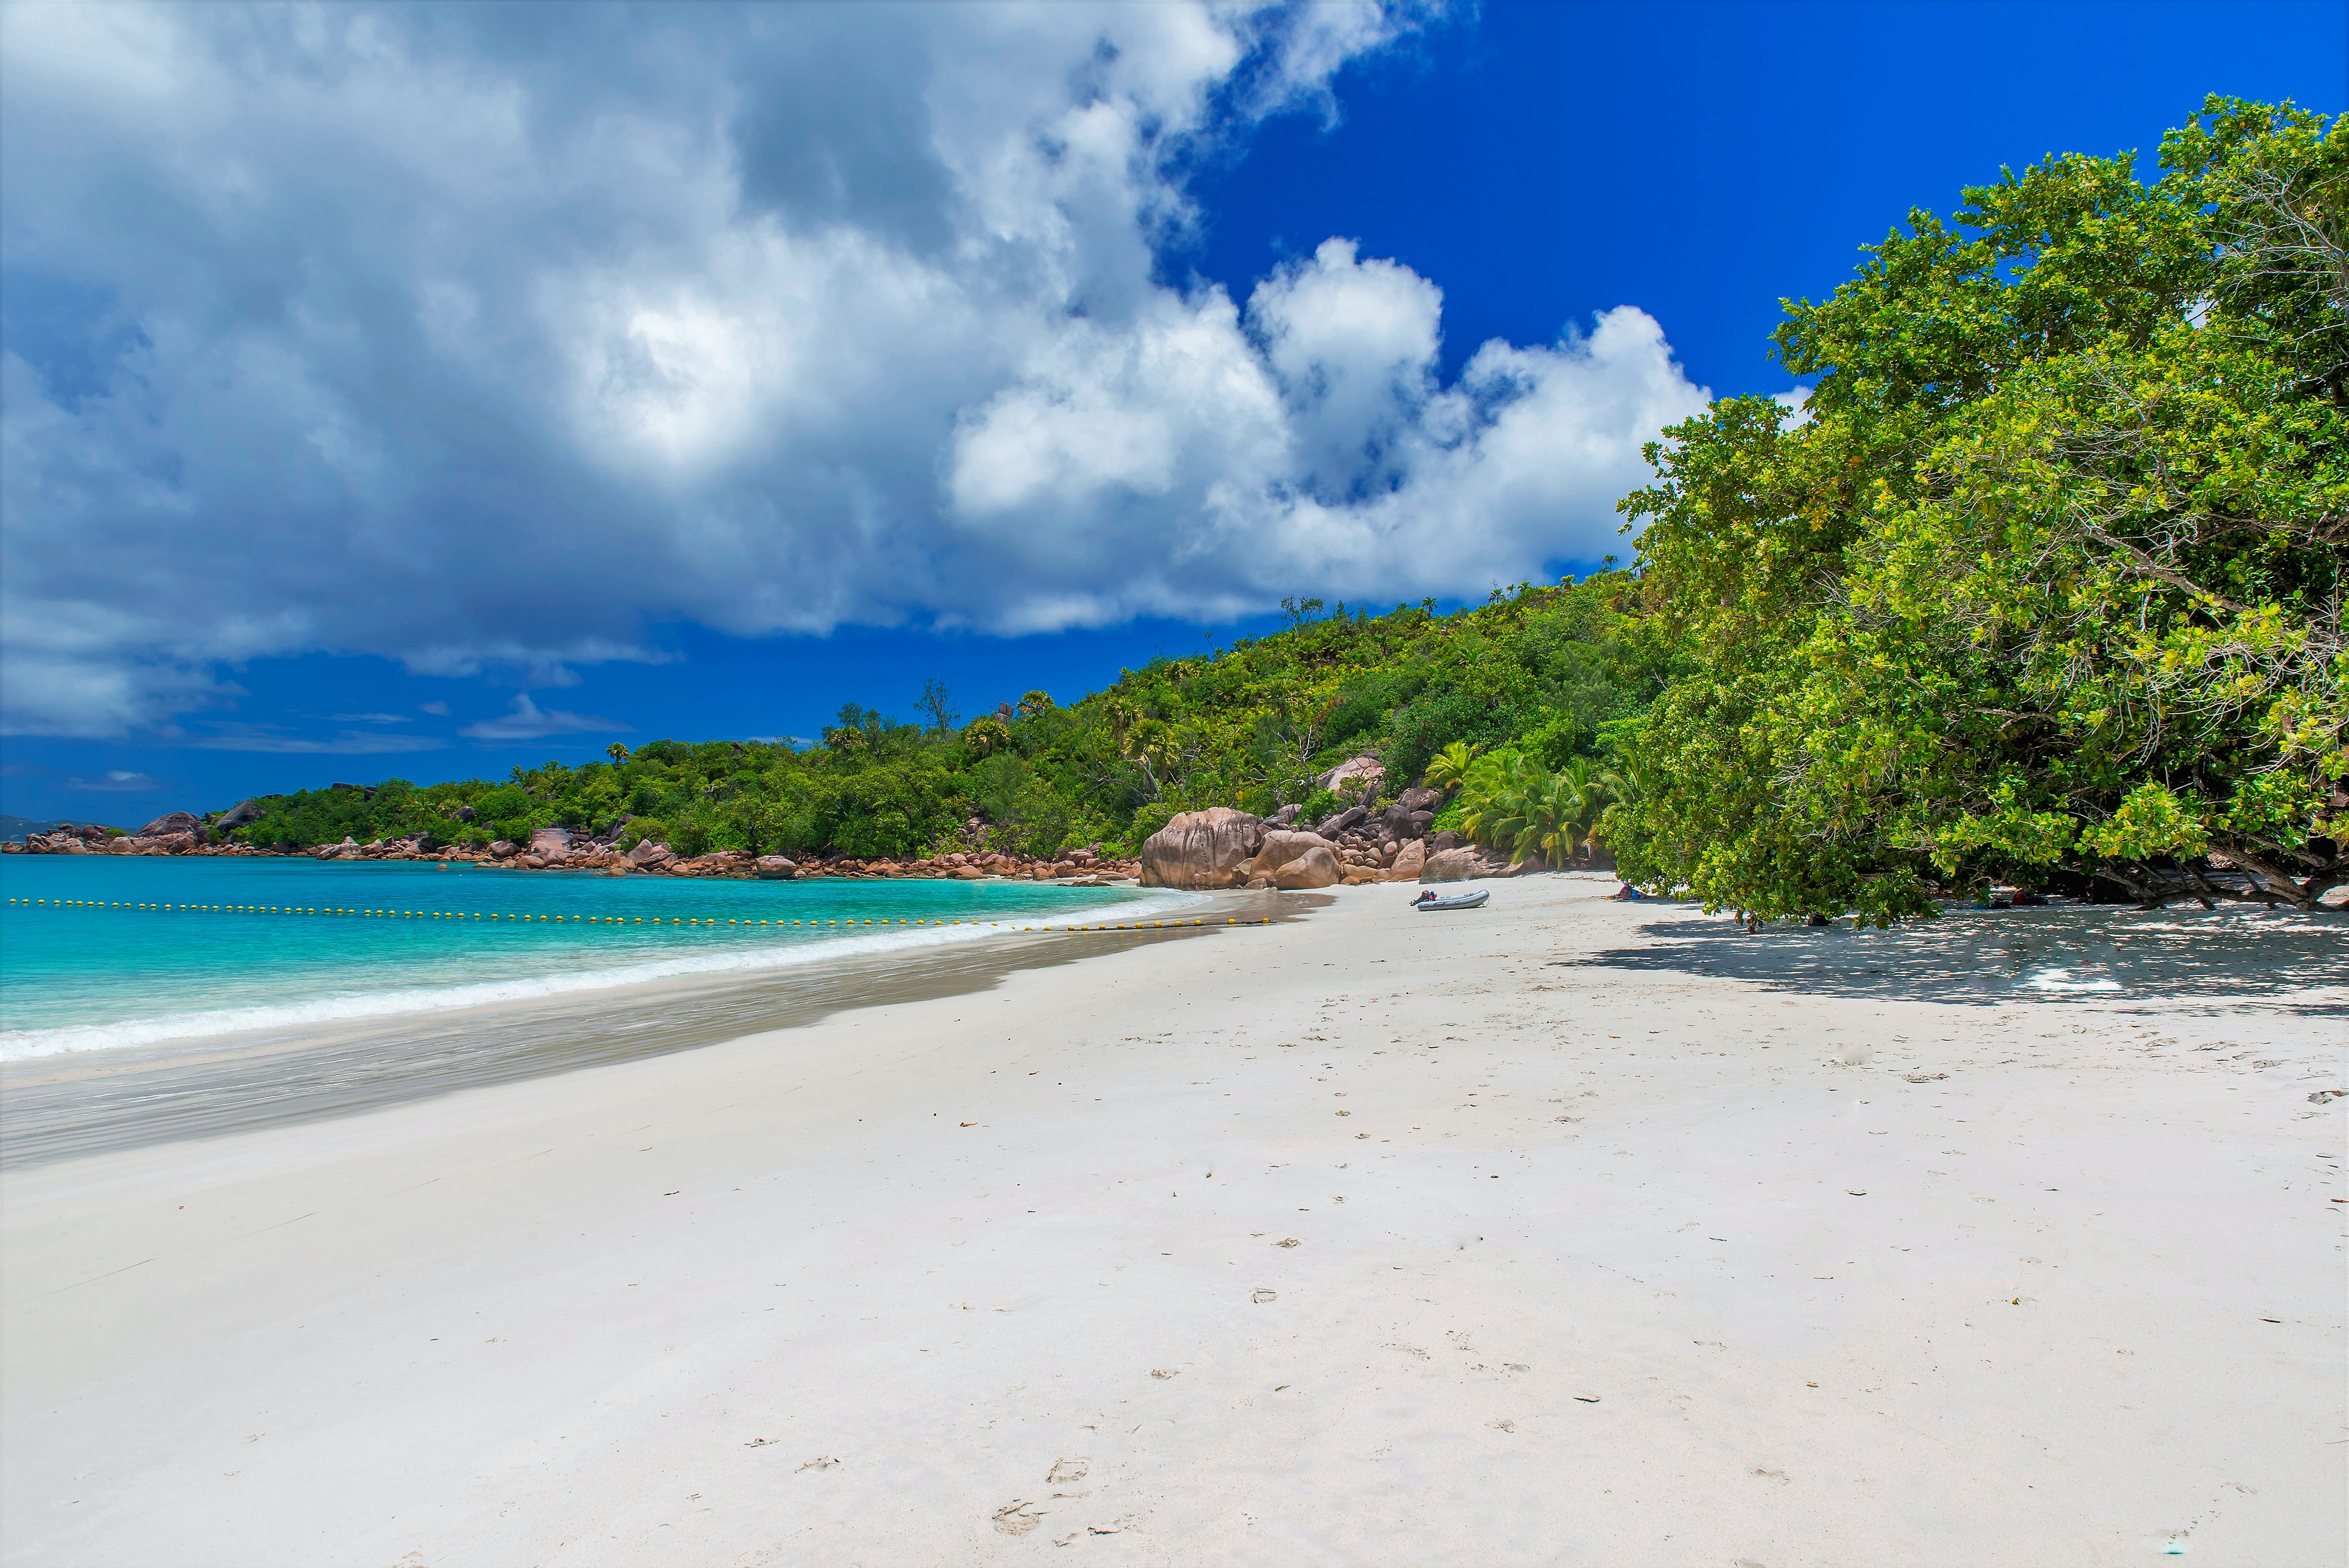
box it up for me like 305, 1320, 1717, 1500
1607, 94, 2344, 919
216, 578, 1660, 866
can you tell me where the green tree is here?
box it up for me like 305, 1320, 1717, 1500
1612, 97, 2346, 918
1422, 741, 1485, 793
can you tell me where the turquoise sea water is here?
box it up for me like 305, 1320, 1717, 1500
0, 856, 1194, 1057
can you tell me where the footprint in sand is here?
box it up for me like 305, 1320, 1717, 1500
993, 1500, 1045, 1535
1047, 1458, 1089, 1485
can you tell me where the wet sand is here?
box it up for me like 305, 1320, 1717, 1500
1, 892, 1281, 1168
2, 876, 2342, 1565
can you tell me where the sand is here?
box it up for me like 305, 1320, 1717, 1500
2, 875, 2342, 1565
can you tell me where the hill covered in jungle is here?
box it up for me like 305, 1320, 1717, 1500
208, 574, 1656, 870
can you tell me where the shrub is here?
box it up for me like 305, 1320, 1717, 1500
1297, 789, 1342, 824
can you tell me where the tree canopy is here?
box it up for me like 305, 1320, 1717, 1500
1607, 96, 2345, 918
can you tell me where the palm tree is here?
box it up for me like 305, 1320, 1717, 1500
1553, 757, 1616, 862
1454, 754, 1614, 868
1517, 770, 1592, 866
1460, 752, 1544, 860
1423, 740, 1484, 793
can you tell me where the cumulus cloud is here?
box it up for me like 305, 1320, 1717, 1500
0, 1, 1710, 737
456, 693, 621, 743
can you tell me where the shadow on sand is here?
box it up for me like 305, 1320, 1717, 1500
1557, 904, 2346, 1014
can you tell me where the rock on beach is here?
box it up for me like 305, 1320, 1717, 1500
1245, 830, 1343, 889
1140, 807, 1264, 889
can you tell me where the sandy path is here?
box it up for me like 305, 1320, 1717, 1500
3, 876, 2341, 1566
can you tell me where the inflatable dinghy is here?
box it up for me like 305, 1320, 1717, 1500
1412, 888, 1489, 911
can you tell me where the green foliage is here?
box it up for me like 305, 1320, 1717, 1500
1421, 740, 1485, 793
1297, 789, 1343, 824
209, 577, 1659, 864
1613, 96, 2347, 917
1451, 750, 1617, 865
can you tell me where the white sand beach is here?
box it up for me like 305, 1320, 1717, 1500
3, 876, 2343, 1566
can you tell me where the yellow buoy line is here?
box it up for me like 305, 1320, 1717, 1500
3, 897, 1256, 932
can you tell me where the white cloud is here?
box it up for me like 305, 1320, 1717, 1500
186, 724, 446, 755
457, 693, 621, 743
67, 769, 162, 792
0, 2, 1713, 738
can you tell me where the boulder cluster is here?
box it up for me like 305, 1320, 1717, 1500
1138, 788, 1515, 890
599, 840, 1141, 884
7, 813, 220, 858
4, 811, 1140, 884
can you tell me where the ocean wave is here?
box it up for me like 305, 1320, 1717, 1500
0, 892, 1209, 1061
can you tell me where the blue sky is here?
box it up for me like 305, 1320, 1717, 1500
2, 0, 2340, 823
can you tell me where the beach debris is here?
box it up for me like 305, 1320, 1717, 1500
796, 1456, 838, 1471
1252, 1289, 1277, 1304
1335, 1109, 1351, 1116
1904, 1072, 1948, 1083
1573, 1394, 1601, 1404
1752, 1467, 1789, 1484
744, 1437, 773, 1448
1846, 1190, 1867, 1196
2308, 1088, 2346, 1103
1488, 1419, 1515, 1432
1150, 1368, 1181, 1379
1276, 1238, 1300, 1248
993, 1501, 1046, 1536
960, 1121, 976, 1126
1046, 1458, 1089, 1484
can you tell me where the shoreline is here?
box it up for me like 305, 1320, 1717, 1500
3, 875, 2341, 1564
0, 875, 1227, 1063
1, 886, 1297, 1168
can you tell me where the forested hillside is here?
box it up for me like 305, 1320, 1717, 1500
197, 97, 2343, 914
215, 576, 1660, 866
